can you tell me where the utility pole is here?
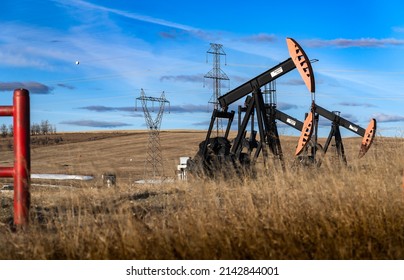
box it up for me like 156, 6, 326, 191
204, 43, 229, 136
136, 89, 170, 181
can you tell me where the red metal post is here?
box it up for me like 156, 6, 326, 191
13, 89, 31, 226
0, 89, 30, 226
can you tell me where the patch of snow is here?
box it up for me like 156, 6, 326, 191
31, 174, 94, 181
134, 178, 174, 184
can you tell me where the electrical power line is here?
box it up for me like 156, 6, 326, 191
204, 43, 229, 136
136, 89, 170, 180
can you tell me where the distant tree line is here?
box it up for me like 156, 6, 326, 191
0, 124, 14, 138
0, 120, 57, 137
30, 120, 57, 136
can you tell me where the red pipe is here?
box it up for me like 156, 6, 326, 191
13, 89, 31, 226
0, 167, 14, 177
0, 106, 14, 116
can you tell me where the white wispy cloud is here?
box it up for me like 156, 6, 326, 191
305, 38, 404, 48
392, 26, 404, 33
0, 23, 82, 69
239, 33, 277, 43
0, 21, 205, 96
0, 50, 49, 69
372, 113, 404, 123
53, 0, 200, 33
54, 0, 287, 62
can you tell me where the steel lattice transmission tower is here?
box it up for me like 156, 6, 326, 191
204, 43, 229, 135
136, 89, 170, 180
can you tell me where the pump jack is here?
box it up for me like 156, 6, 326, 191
295, 103, 376, 166
187, 38, 376, 177
187, 38, 315, 176
230, 38, 376, 168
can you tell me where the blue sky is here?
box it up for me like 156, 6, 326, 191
1, 0, 404, 137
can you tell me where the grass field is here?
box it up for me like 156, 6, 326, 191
0, 131, 403, 259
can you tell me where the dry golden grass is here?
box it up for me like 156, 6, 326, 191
0, 131, 403, 259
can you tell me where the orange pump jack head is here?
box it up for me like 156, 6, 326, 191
295, 111, 314, 156
358, 118, 376, 158
286, 38, 315, 93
